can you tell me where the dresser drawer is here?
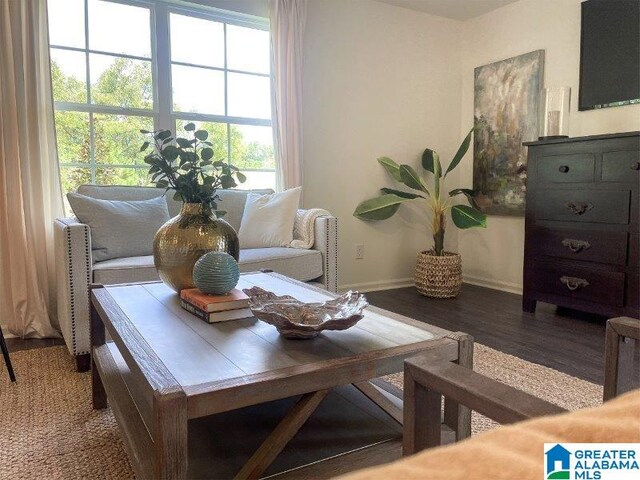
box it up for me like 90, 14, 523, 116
537, 153, 595, 183
627, 275, 639, 309
536, 189, 630, 224
602, 150, 640, 183
531, 227, 628, 265
629, 234, 639, 268
532, 261, 625, 307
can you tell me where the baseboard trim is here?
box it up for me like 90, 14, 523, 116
463, 274, 523, 295
339, 277, 414, 293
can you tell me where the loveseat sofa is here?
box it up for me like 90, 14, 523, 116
54, 185, 338, 371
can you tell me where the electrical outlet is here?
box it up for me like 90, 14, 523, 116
355, 244, 365, 260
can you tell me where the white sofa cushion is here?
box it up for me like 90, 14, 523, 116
239, 248, 323, 282
238, 188, 301, 248
67, 193, 170, 262
93, 255, 159, 285
76, 185, 274, 232
93, 248, 323, 286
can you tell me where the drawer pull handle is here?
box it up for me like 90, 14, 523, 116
561, 239, 591, 253
565, 201, 594, 215
560, 276, 589, 291
558, 165, 570, 173
632, 162, 640, 171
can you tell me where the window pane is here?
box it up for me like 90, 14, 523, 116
88, 0, 151, 58
96, 167, 152, 187
94, 114, 155, 165
48, 0, 85, 48
227, 73, 271, 119
175, 120, 229, 161
170, 14, 224, 68
60, 166, 91, 196
234, 171, 275, 190
55, 111, 90, 163
229, 125, 274, 170
90, 54, 153, 109
227, 25, 270, 74
172, 65, 224, 114
50, 49, 87, 103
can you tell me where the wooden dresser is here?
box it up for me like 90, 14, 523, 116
523, 131, 639, 317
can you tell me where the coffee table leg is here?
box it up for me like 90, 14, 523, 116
154, 390, 188, 479
234, 389, 330, 480
90, 288, 107, 410
443, 332, 474, 440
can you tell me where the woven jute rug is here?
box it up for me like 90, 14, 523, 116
0, 345, 602, 480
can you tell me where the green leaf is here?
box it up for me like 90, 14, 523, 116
236, 172, 247, 183
215, 210, 227, 218
377, 157, 402, 182
201, 148, 213, 161
445, 128, 473, 177
183, 122, 196, 131
220, 175, 237, 189
176, 137, 191, 148
399, 165, 429, 194
162, 145, 180, 161
139, 129, 150, 134
139, 141, 150, 152
213, 160, 226, 168
422, 148, 441, 177
353, 194, 413, 220
451, 204, 487, 229
194, 130, 209, 141
156, 130, 172, 141
173, 191, 183, 201
449, 188, 479, 209
156, 179, 169, 189
380, 187, 425, 199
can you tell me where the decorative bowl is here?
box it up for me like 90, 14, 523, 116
242, 287, 368, 339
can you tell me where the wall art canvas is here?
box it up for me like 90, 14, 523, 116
473, 49, 544, 216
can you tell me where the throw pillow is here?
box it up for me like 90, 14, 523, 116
238, 187, 302, 249
67, 193, 171, 262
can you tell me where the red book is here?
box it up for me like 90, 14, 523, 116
179, 288, 249, 312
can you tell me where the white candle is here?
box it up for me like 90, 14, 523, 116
547, 110, 560, 136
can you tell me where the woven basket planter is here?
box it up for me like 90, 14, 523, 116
415, 250, 462, 298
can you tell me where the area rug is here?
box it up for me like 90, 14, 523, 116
0, 345, 602, 480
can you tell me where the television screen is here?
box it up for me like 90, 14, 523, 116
579, 0, 640, 110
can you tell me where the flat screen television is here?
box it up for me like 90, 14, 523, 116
579, 0, 640, 110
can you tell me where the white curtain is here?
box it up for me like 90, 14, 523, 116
269, 0, 307, 191
0, 0, 64, 337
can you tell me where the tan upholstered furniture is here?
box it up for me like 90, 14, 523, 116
55, 186, 338, 371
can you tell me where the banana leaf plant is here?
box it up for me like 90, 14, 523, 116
353, 129, 487, 256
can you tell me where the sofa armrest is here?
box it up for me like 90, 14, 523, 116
312, 215, 338, 292
54, 217, 93, 357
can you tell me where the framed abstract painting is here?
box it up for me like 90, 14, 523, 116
473, 50, 545, 216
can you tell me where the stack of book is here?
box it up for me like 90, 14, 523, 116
179, 288, 252, 323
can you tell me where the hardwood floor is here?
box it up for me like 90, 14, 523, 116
367, 283, 613, 385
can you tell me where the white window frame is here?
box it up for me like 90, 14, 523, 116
50, 0, 273, 185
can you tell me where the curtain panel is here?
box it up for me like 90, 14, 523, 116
0, 0, 64, 337
270, 0, 307, 192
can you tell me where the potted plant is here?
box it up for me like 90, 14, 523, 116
140, 123, 246, 292
353, 129, 487, 298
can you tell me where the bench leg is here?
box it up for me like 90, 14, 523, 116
443, 333, 474, 441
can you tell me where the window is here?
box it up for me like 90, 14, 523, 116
48, 0, 274, 200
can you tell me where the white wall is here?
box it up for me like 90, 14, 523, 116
456, 0, 640, 293
302, 0, 463, 291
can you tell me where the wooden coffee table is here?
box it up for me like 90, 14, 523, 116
91, 272, 472, 479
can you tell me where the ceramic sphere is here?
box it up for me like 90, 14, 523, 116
192, 251, 240, 295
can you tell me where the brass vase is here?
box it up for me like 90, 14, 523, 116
153, 203, 240, 292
